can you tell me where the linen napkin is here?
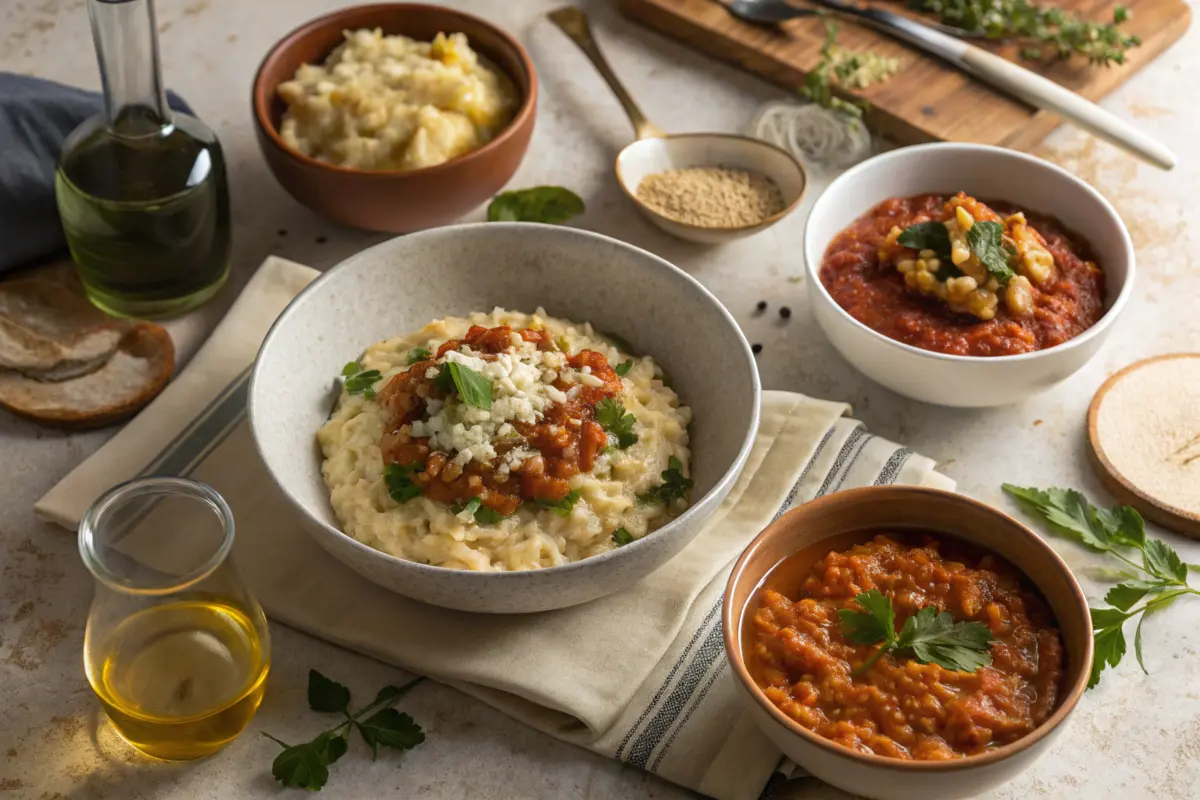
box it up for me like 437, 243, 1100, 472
37, 256, 954, 800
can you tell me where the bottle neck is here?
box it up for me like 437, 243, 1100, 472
89, 0, 170, 135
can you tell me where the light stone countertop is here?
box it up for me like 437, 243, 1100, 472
2, 1, 1198, 798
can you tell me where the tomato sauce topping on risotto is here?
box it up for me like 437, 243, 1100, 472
377, 324, 624, 515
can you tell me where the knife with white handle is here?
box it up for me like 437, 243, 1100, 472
810, 0, 1177, 170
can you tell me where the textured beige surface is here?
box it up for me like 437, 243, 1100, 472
1, 0, 1199, 798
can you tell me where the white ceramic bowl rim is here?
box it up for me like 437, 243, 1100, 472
803, 142, 1136, 364
615, 132, 808, 233
247, 222, 762, 584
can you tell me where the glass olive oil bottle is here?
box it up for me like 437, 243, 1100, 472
56, 0, 231, 319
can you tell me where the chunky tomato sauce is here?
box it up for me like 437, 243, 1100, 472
747, 533, 1064, 760
376, 324, 621, 514
819, 195, 1105, 356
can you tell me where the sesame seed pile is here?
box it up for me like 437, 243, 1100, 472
635, 166, 785, 228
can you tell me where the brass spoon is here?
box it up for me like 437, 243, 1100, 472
548, 7, 806, 244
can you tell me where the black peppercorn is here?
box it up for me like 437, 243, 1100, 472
755, 300, 767, 312
751, 343, 763, 355
779, 306, 792, 319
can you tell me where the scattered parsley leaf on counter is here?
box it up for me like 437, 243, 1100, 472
487, 186, 585, 224
614, 360, 633, 377
436, 362, 493, 409
637, 457, 693, 506
264, 672, 424, 791
407, 347, 432, 365
308, 670, 351, 713
1003, 484, 1200, 688
343, 364, 383, 398
967, 221, 1015, 283
839, 590, 993, 675
535, 489, 581, 517
612, 527, 634, 546
595, 398, 638, 449
383, 461, 423, 504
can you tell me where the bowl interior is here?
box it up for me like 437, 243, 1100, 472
804, 144, 1133, 319
253, 3, 533, 150
725, 486, 1092, 770
617, 134, 807, 224
250, 223, 759, 559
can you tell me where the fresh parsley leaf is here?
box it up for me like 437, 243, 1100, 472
473, 505, 509, 525
535, 489, 581, 517
839, 591, 992, 674
487, 186, 585, 224
267, 731, 348, 791
308, 669, 351, 713
897, 607, 993, 672
383, 461, 424, 504
595, 398, 638, 449
967, 220, 1015, 283
1005, 483, 1200, 688
436, 362, 493, 409
897, 221, 951, 259
637, 456, 693, 506
1143, 538, 1187, 582
612, 527, 634, 546
614, 360, 633, 377
344, 367, 383, 398
357, 708, 425, 760
837, 589, 896, 645
264, 675, 425, 790
407, 347, 432, 365
342, 361, 361, 377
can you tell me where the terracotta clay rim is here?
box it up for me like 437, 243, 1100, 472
1087, 353, 1200, 539
251, 3, 538, 179
722, 485, 1093, 773
613, 133, 809, 234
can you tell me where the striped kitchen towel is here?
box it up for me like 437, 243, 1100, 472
36, 256, 953, 800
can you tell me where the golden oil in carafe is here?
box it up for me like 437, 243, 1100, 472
85, 599, 269, 760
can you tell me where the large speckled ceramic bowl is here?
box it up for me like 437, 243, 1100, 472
248, 223, 760, 613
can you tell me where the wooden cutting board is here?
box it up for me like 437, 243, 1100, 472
616, 0, 1190, 151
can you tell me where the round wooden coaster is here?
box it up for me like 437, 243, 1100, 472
1087, 353, 1200, 539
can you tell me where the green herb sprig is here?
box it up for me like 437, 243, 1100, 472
487, 186, 585, 224
612, 527, 634, 546
637, 456, 693, 506
907, 0, 1140, 65
801, 20, 901, 120
434, 362, 493, 409
263, 670, 425, 791
452, 497, 510, 525
967, 220, 1016, 282
341, 362, 382, 399
534, 489, 582, 517
383, 461, 423, 504
407, 347, 432, 365
1003, 484, 1200, 688
614, 360, 634, 377
839, 589, 994, 674
595, 397, 638, 449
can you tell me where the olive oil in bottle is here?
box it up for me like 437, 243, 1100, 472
85, 600, 269, 761
56, 0, 231, 319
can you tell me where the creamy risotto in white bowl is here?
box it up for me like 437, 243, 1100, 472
249, 224, 759, 613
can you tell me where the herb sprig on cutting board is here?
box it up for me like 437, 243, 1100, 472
1004, 485, 1200, 688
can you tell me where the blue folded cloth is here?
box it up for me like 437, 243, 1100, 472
0, 73, 194, 274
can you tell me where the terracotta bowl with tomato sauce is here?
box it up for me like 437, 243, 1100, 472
803, 143, 1134, 407
723, 486, 1093, 800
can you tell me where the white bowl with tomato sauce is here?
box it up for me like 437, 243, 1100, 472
803, 143, 1135, 407
723, 486, 1093, 800
248, 222, 760, 613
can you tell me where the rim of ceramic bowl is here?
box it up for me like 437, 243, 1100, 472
251, 3, 538, 179
802, 142, 1136, 363
614, 133, 808, 233
247, 222, 762, 583
722, 485, 1093, 772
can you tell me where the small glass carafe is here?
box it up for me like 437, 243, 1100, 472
79, 477, 270, 760
55, 0, 232, 319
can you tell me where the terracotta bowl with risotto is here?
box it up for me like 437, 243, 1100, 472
723, 486, 1092, 800
252, 4, 537, 232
